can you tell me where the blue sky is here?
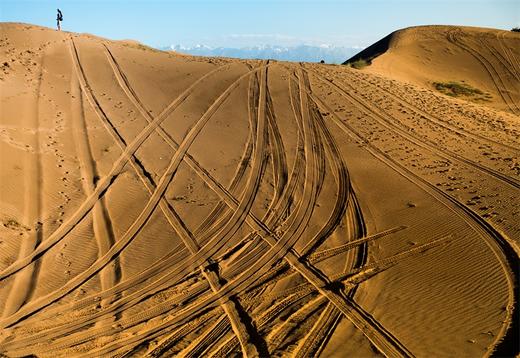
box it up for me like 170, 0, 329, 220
1, 0, 519, 48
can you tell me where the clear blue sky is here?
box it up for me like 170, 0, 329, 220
1, 0, 519, 48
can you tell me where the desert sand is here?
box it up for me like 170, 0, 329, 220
0, 23, 518, 357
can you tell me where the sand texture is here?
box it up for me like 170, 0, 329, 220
0, 23, 518, 357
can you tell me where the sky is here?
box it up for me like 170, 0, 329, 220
1, 0, 519, 48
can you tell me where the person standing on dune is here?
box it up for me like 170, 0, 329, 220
56, 9, 63, 31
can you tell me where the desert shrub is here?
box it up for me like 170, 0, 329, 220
433, 81, 491, 102
349, 59, 368, 69
433, 81, 483, 96
512, 27, 520, 32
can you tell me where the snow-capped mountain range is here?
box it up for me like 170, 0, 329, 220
162, 44, 362, 64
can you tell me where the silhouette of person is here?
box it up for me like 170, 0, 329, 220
56, 9, 63, 31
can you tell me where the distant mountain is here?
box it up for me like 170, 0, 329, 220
163, 44, 362, 64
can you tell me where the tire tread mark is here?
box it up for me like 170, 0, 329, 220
145, 311, 217, 357
337, 66, 520, 154
293, 301, 341, 358
1, 67, 274, 348
2, 46, 44, 318
0, 41, 266, 331
266, 295, 327, 352
0, 36, 230, 284
209, 288, 317, 357
23, 62, 268, 357
447, 30, 519, 114
309, 67, 520, 189
40, 61, 326, 357
69, 42, 120, 323
480, 35, 520, 82
307, 77, 518, 356
307, 226, 407, 264
253, 67, 415, 358
178, 314, 230, 358
105, 44, 262, 357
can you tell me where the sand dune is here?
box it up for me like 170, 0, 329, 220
0, 23, 518, 357
345, 25, 520, 114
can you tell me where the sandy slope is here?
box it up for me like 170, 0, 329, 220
0, 23, 518, 357
345, 25, 520, 114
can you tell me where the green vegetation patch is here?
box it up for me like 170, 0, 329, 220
347, 58, 369, 70
433, 81, 492, 102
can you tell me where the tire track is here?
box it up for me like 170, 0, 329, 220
21, 221, 423, 357
305, 76, 518, 356
287, 64, 367, 269
286, 68, 414, 357
295, 67, 351, 257
307, 68, 520, 190
1, 270, 211, 355
0, 42, 268, 331
103, 44, 256, 243
334, 71, 520, 188
165, 63, 270, 358
0, 36, 234, 284
447, 30, 520, 114
153, 63, 304, 284
26, 60, 324, 357
3, 62, 270, 355
193, 62, 272, 358
3, 278, 212, 356
144, 63, 271, 357
177, 314, 230, 358
484, 38, 520, 82
5, 53, 480, 358
191, 62, 257, 238
0, 242, 190, 346
498, 31, 520, 76
214, 235, 449, 357
210, 289, 318, 357
251, 66, 415, 358
254, 67, 305, 230
105, 45, 271, 275
265, 82, 289, 210
292, 187, 367, 357
4, 32, 515, 356
266, 294, 327, 352
104, 43, 258, 258
69, 52, 120, 322
328, 235, 452, 283
225, 235, 431, 358
292, 300, 341, 357
105, 44, 264, 357
307, 226, 407, 268
1, 65, 280, 348
3, 51, 320, 358
334, 66, 520, 155
146, 311, 217, 357
2, 46, 44, 318
219, 64, 414, 358
212, 251, 389, 357
217, 71, 306, 282
230, 221, 390, 313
